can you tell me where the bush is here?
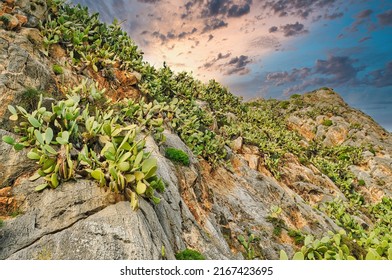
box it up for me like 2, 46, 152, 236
165, 147, 190, 166
175, 249, 205, 260
358, 179, 366, 186
0, 219, 3, 227
322, 119, 333, 126
290, 94, 301, 99
52, 64, 64, 75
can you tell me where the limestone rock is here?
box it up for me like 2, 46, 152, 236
230, 136, 243, 152
0, 28, 56, 131
0, 130, 36, 189
14, 0, 47, 28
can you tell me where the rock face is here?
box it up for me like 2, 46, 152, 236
0, 27, 55, 130
0, 129, 36, 188
1, 2, 391, 260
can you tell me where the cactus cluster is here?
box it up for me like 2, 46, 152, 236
3, 90, 165, 210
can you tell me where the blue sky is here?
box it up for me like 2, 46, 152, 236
73, 0, 392, 131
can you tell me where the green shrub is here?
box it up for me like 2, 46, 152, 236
237, 233, 260, 260
290, 94, 301, 99
52, 64, 64, 75
279, 101, 290, 109
165, 147, 190, 166
0, 15, 10, 25
20, 88, 43, 111
322, 119, 333, 126
288, 229, 305, 245
175, 249, 205, 260
358, 179, 366, 186
0, 219, 3, 227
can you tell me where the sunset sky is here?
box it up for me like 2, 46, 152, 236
73, 0, 392, 131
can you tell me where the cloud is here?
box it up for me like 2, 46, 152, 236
202, 18, 228, 32
201, 0, 253, 18
137, 0, 161, 3
358, 36, 371, 43
266, 68, 311, 86
181, 0, 203, 19
262, 0, 338, 19
281, 22, 308, 37
349, 9, 374, 32
265, 55, 365, 94
365, 61, 392, 87
201, 53, 252, 75
201, 52, 231, 69
269, 26, 278, 33
228, 3, 251, 17
267, 22, 308, 37
356, 9, 373, 19
152, 31, 167, 43
201, 0, 228, 17
324, 12, 343, 20
378, 10, 392, 26
314, 56, 360, 83
225, 55, 252, 75
151, 28, 198, 44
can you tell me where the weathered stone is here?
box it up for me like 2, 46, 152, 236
230, 136, 243, 152
0, 29, 55, 130
15, 0, 47, 27
14, 14, 27, 26
6, 201, 177, 260
0, 13, 20, 30
244, 154, 260, 170
0, 130, 37, 188
287, 115, 316, 141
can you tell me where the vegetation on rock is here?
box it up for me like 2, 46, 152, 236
165, 147, 190, 166
175, 249, 205, 260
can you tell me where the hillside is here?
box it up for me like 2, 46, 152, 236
0, 0, 391, 260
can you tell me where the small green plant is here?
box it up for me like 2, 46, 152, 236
175, 249, 205, 260
358, 179, 366, 186
288, 229, 305, 245
279, 101, 290, 109
0, 218, 3, 227
238, 233, 260, 260
165, 147, 190, 166
52, 64, 64, 75
322, 119, 333, 126
20, 88, 43, 111
9, 209, 21, 218
290, 94, 301, 99
267, 206, 285, 237
0, 15, 10, 26
160, 245, 167, 260
281, 230, 356, 260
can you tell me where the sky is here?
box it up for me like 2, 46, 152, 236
72, 0, 392, 131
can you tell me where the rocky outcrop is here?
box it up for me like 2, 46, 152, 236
286, 89, 392, 202
0, 129, 342, 260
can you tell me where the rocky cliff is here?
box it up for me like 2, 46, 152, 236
0, 0, 391, 260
